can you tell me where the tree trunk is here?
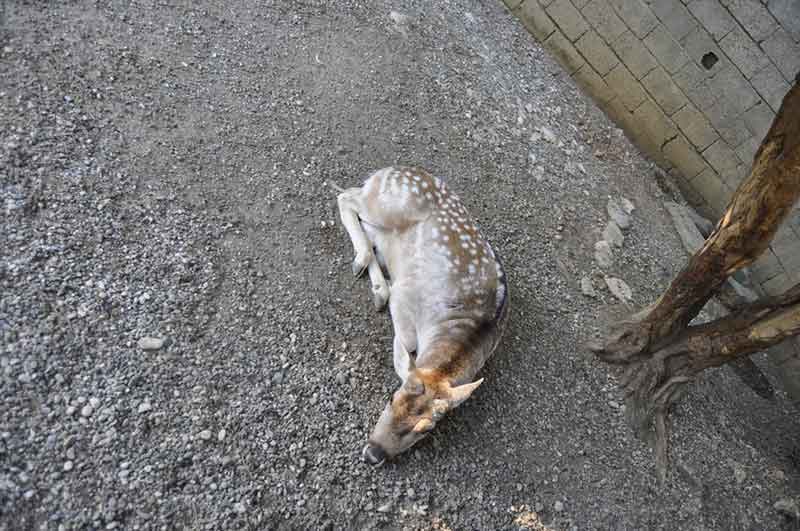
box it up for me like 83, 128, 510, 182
590, 78, 800, 481
592, 79, 800, 364
620, 284, 800, 480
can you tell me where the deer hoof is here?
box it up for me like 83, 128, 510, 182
372, 285, 389, 311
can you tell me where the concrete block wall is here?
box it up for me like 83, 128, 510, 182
504, 0, 799, 297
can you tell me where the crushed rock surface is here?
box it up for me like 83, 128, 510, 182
2, 1, 799, 530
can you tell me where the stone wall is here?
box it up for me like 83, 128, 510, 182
504, 0, 799, 296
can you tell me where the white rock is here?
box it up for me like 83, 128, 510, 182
607, 199, 631, 230
620, 197, 635, 214
137, 337, 164, 351
377, 501, 392, 513
389, 10, 409, 25
137, 401, 152, 414
199, 430, 212, 441
233, 502, 247, 514
605, 276, 632, 302
554, 501, 564, 512
603, 220, 624, 248
218, 429, 227, 442
594, 241, 613, 269
80, 405, 94, 418
89, 397, 100, 409
580, 277, 597, 297
538, 126, 557, 144
63, 461, 74, 472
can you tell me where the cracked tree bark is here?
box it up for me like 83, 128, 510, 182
590, 78, 800, 481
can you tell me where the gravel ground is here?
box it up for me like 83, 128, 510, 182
2, 1, 800, 530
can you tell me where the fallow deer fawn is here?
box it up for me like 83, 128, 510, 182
334, 166, 509, 465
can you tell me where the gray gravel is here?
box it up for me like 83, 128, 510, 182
2, 1, 800, 530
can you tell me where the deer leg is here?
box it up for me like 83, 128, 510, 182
390, 297, 418, 380
337, 189, 390, 310
336, 188, 374, 277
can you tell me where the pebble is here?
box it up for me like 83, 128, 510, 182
774, 498, 799, 519
594, 241, 613, 269
137, 337, 165, 351
537, 126, 557, 144
733, 465, 746, 485
199, 430, 212, 441
137, 401, 152, 414
620, 197, 635, 214
63, 461, 74, 472
554, 501, 564, 513
335, 373, 347, 385
605, 276, 632, 302
23, 490, 35, 500
233, 502, 246, 514
603, 220, 624, 248
377, 501, 392, 513
607, 199, 631, 230
580, 277, 597, 298
80, 404, 94, 418
65, 406, 76, 416
389, 11, 409, 25
218, 429, 227, 442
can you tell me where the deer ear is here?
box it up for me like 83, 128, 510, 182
412, 418, 435, 433
446, 378, 484, 408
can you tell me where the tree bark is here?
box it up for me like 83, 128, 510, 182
589, 78, 800, 481
592, 80, 800, 363
619, 284, 800, 480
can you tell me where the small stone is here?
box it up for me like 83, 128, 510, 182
233, 502, 246, 514
774, 498, 799, 519
609, 400, 620, 409
199, 430, 212, 441
594, 241, 613, 269
23, 490, 35, 500
65, 406, 76, 416
607, 199, 631, 230
389, 11, 409, 25
554, 501, 564, 513
534, 502, 544, 513
335, 373, 347, 385
580, 277, 597, 298
2, 46, 12, 54
63, 461, 74, 472
605, 276, 632, 302
89, 397, 100, 409
602, 220, 624, 248
80, 404, 94, 418
620, 197, 635, 214
137, 401, 152, 414
538, 126, 557, 144
137, 337, 164, 351
733, 464, 746, 485
218, 429, 227, 442
377, 501, 392, 513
